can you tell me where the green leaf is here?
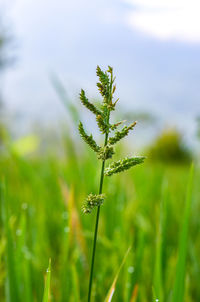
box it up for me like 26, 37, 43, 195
153, 181, 169, 302
171, 163, 194, 302
42, 259, 51, 302
0, 180, 20, 302
104, 247, 131, 302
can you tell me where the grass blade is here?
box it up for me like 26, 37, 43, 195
51, 73, 80, 123
130, 284, 138, 302
153, 179, 169, 302
0, 180, 20, 302
171, 163, 194, 302
105, 247, 131, 302
42, 259, 51, 302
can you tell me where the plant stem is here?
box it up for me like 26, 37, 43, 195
88, 71, 113, 302
87, 130, 109, 302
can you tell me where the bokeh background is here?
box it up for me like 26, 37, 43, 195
0, 1, 200, 302
1, 0, 200, 147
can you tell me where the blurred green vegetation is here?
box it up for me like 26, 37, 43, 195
0, 128, 199, 302
147, 129, 192, 164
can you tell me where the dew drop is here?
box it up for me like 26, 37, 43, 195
128, 266, 134, 274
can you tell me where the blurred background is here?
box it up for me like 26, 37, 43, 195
0, 1, 200, 302
1, 0, 200, 151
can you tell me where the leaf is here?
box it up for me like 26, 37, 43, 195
42, 259, 51, 302
127, 231, 145, 302
130, 284, 139, 302
59, 181, 87, 257
153, 179, 169, 302
0, 180, 20, 302
105, 247, 131, 302
171, 163, 194, 302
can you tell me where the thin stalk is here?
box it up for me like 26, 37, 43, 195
87, 121, 110, 302
87, 70, 113, 302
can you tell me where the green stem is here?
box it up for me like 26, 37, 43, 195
88, 70, 113, 302
87, 128, 109, 302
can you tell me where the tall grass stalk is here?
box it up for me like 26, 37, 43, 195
78, 66, 145, 301
87, 129, 109, 301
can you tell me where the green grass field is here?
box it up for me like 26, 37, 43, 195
0, 138, 199, 302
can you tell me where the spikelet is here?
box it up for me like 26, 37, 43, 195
80, 89, 102, 116
96, 114, 109, 134
97, 145, 114, 160
82, 193, 106, 214
104, 156, 145, 176
78, 122, 100, 153
110, 120, 125, 131
96, 66, 110, 99
108, 122, 137, 145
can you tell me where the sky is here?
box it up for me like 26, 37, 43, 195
1, 0, 200, 143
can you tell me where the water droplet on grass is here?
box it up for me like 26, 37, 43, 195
64, 227, 70, 233
22, 203, 28, 210
128, 266, 134, 274
16, 229, 22, 236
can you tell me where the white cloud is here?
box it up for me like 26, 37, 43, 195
125, 0, 200, 42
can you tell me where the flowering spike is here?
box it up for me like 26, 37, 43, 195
97, 145, 115, 160
110, 120, 126, 131
104, 156, 145, 176
80, 89, 103, 116
82, 193, 106, 214
108, 122, 137, 145
78, 66, 145, 301
96, 114, 109, 134
96, 65, 110, 100
78, 122, 100, 153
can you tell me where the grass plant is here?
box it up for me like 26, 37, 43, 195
0, 66, 197, 302
78, 66, 144, 301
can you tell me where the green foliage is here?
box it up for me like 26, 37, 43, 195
148, 129, 192, 163
79, 66, 145, 301
42, 259, 51, 302
0, 149, 198, 301
1, 181, 20, 302
1, 66, 197, 302
172, 164, 194, 302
